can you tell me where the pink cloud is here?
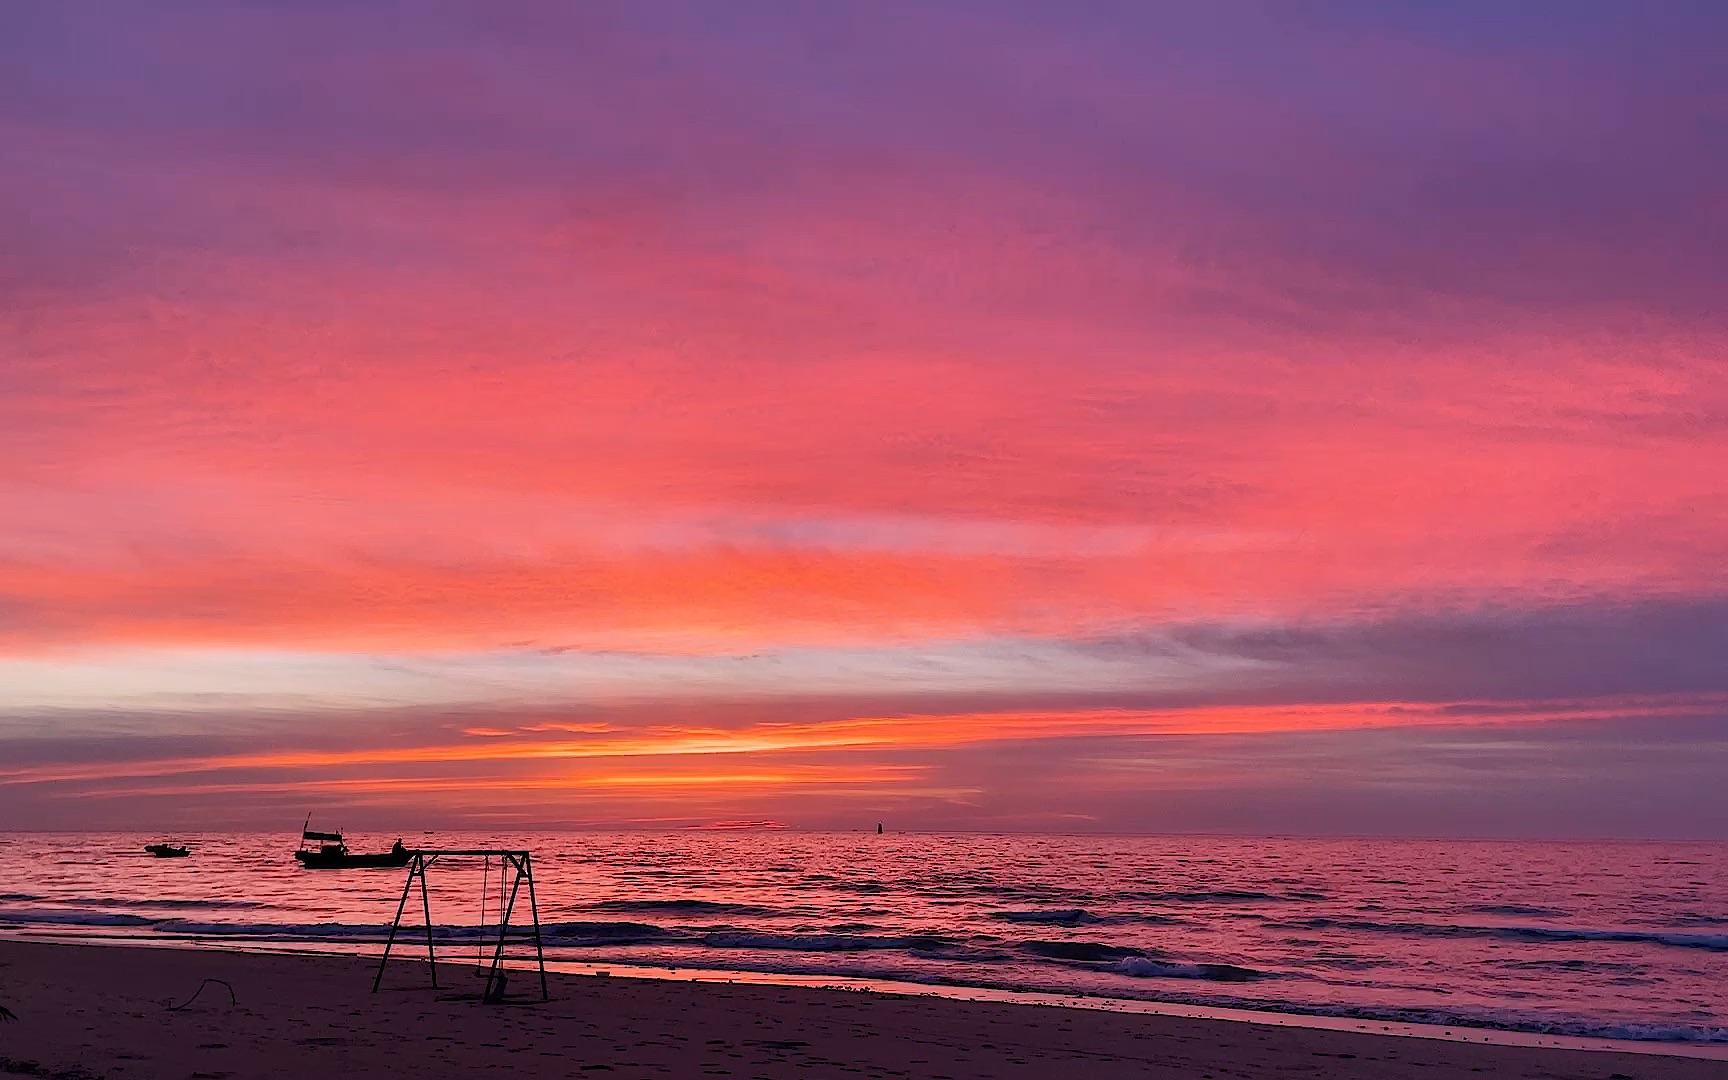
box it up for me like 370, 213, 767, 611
2, 3, 1726, 834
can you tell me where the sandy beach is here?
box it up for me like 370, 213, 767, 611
0, 940, 1719, 1079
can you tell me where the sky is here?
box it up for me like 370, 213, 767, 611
2, 2, 1725, 835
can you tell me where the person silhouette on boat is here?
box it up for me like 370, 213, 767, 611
392, 838, 406, 857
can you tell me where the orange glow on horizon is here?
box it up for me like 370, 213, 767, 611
8, 693, 1718, 794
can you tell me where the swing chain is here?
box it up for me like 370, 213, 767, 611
476, 853, 490, 970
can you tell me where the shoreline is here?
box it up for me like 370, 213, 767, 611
4, 931, 1723, 1065
4, 938, 1725, 1080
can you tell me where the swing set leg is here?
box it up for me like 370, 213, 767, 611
483, 860, 524, 1005
372, 854, 418, 993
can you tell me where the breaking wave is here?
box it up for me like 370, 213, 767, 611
1110, 957, 1267, 982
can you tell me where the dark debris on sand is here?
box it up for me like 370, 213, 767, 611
1, 1057, 106, 1080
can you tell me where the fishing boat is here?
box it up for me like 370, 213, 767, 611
144, 843, 189, 858
293, 818, 412, 869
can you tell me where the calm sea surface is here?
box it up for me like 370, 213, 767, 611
0, 832, 1722, 1043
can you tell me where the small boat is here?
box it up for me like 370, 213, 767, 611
293, 818, 411, 869
295, 846, 412, 869
145, 843, 189, 858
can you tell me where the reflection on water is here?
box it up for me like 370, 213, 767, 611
0, 832, 1723, 1042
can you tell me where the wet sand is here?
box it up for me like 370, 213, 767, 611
0, 939, 1720, 1079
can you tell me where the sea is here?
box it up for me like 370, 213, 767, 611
0, 832, 1723, 1046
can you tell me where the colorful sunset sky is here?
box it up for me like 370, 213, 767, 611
3, 3, 1725, 835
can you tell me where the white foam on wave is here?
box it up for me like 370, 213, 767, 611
1109, 957, 1265, 982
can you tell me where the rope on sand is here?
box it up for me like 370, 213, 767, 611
167, 978, 237, 1011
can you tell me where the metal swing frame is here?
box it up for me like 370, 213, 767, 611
372, 849, 548, 1002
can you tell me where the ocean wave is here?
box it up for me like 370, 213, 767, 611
1016, 940, 1269, 982
0, 908, 679, 947
157, 919, 391, 939
1464, 903, 1567, 918
163, 917, 676, 947
1537, 1022, 1728, 1043
701, 932, 960, 953
991, 909, 1098, 926
586, 899, 780, 917
156, 918, 679, 948
64, 896, 268, 911
0, 910, 157, 928
1279, 916, 1728, 952
542, 921, 676, 945
1482, 926, 1728, 951
1485, 958, 1645, 974
1116, 913, 1188, 926
1122, 890, 1316, 904
0, 910, 396, 939
1110, 957, 1267, 982
1020, 940, 1146, 962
